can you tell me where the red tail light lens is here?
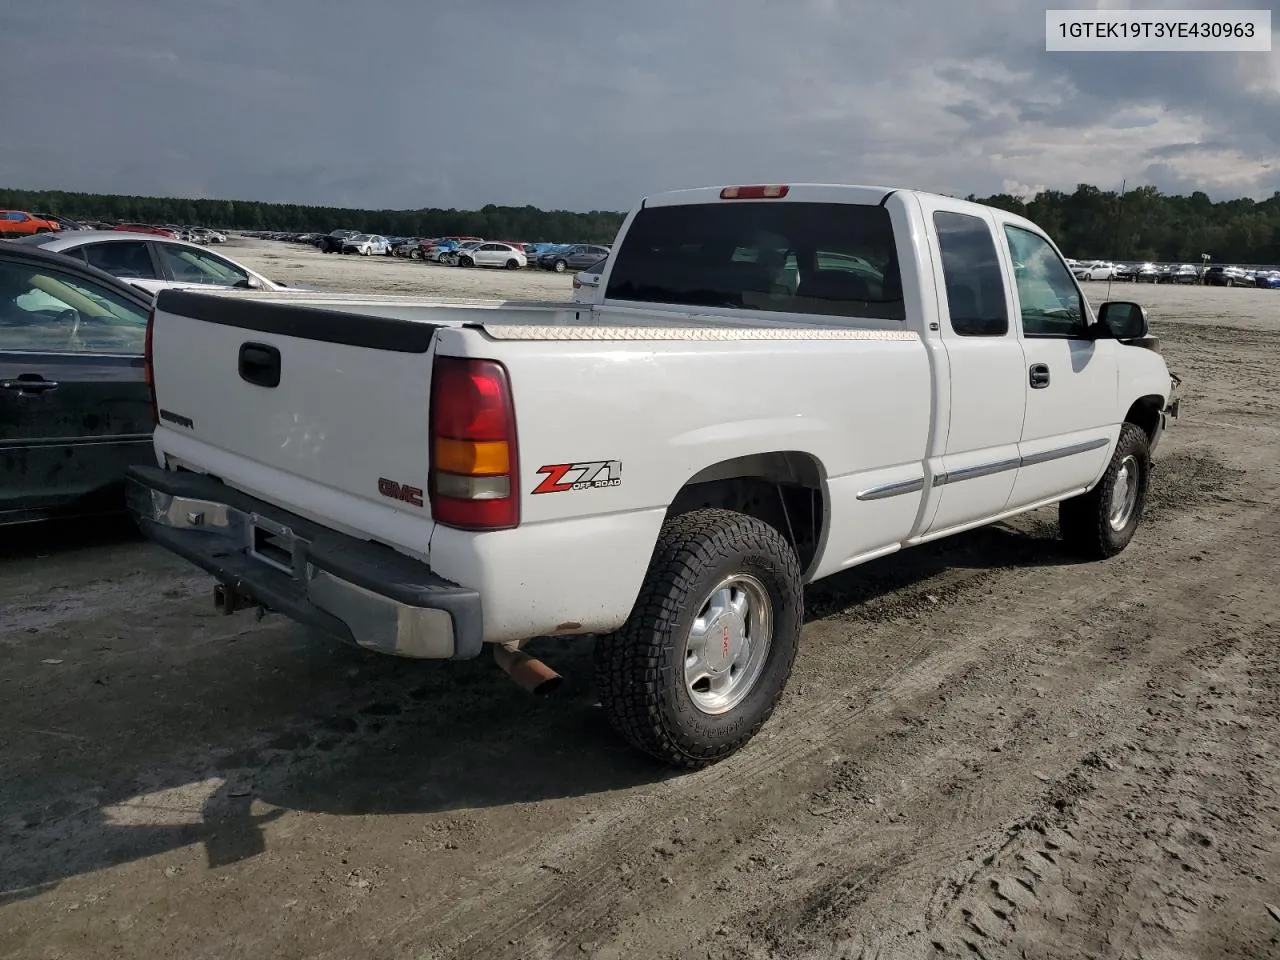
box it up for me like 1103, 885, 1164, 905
429, 355, 519, 530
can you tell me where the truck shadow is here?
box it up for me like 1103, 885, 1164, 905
804, 514, 1076, 619
0, 513, 1078, 905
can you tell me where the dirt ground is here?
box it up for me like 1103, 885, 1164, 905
2, 251, 1279, 959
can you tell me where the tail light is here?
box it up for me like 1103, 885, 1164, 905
720, 184, 790, 199
143, 304, 158, 424
429, 355, 520, 530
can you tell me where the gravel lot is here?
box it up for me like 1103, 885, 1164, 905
2, 247, 1278, 960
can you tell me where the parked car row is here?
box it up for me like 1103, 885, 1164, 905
1065, 257, 1279, 287
241, 229, 612, 272
1, 210, 235, 244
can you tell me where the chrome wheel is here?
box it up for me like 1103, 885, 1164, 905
1109, 454, 1140, 531
683, 574, 773, 715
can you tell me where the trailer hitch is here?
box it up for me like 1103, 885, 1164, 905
214, 582, 265, 620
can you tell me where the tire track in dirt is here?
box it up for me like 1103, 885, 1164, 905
730, 503, 1280, 959
922, 621, 1280, 960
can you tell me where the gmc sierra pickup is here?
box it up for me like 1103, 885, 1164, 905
127, 183, 1180, 768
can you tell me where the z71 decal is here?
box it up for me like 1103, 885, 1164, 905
532, 460, 622, 494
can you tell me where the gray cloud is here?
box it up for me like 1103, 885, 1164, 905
0, 0, 1276, 210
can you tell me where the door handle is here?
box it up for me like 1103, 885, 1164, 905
1, 376, 59, 394
238, 342, 281, 388
1029, 363, 1050, 388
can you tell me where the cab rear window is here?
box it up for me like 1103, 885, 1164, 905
604, 201, 904, 321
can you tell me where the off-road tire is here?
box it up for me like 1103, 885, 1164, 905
1059, 422, 1151, 560
594, 508, 803, 769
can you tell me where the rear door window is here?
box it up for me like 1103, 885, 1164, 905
604, 201, 903, 320
81, 241, 159, 279
932, 211, 1009, 336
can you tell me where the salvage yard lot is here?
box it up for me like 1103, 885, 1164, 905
231, 235, 581, 299
2, 259, 1278, 959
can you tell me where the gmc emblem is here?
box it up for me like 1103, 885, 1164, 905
377, 477, 424, 508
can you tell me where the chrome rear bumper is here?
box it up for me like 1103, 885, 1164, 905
126, 466, 483, 660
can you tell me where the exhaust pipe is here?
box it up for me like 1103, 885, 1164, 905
493, 640, 562, 695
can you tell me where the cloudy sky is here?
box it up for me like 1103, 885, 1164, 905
1, 0, 1276, 211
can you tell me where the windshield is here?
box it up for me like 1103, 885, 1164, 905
604, 200, 904, 320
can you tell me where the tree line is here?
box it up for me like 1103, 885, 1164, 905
0, 188, 626, 245
971, 184, 1280, 265
4, 183, 1280, 263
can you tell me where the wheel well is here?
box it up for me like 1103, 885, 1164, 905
1124, 395, 1164, 444
666, 452, 826, 574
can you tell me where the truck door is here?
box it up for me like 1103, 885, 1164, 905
999, 223, 1118, 509
914, 201, 1027, 538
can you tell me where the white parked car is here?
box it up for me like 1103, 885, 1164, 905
1073, 260, 1118, 281
342, 234, 390, 256
455, 242, 527, 270
128, 182, 1180, 769
8, 230, 285, 297
187, 227, 227, 244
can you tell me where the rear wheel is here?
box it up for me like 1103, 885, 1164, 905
594, 508, 803, 769
553, 259, 568, 273
1059, 423, 1151, 560
410, 248, 422, 260
505, 258, 520, 270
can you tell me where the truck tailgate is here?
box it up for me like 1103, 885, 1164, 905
149, 290, 440, 558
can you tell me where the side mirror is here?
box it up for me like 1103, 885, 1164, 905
1096, 301, 1148, 340
236, 276, 264, 290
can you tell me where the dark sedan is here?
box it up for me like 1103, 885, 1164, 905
537, 244, 612, 273
0, 243, 154, 525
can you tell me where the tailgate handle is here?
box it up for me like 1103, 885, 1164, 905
238, 342, 281, 388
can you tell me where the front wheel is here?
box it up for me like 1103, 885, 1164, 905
459, 256, 473, 268
1059, 422, 1151, 560
553, 259, 568, 273
410, 248, 422, 260
594, 508, 803, 769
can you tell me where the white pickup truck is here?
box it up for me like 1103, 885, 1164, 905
127, 183, 1180, 769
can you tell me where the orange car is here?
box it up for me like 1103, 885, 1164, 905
0, 210, 60, 238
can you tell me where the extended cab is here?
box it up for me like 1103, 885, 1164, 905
127, 183, 1180, 768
